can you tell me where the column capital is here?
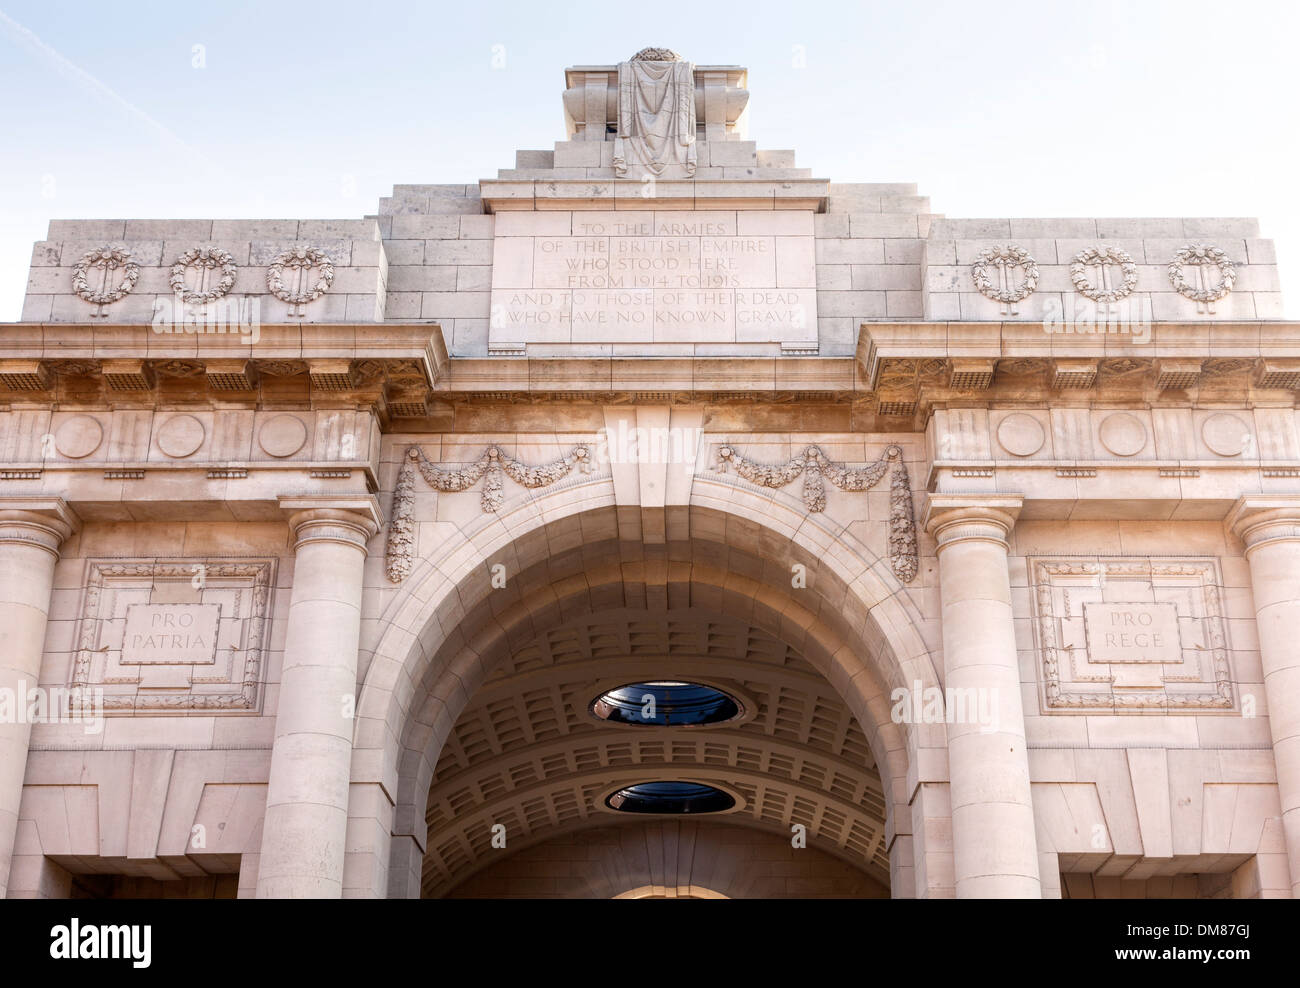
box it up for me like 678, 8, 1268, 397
923, 494, 1024, 552
1226, 495, 1300, 554
0, 497, 78, 558
279, 495, 382, 552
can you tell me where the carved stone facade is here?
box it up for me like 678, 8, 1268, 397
714, 442, 917, 582
1030, 556, 1234, 711
0, 52, 1296, 903
70, 558, 276, 713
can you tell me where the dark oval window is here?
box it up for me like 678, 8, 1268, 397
605, 781, 735, 814
590, 681, 741, 727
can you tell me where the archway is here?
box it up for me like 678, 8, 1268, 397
350, 474, 946, 898
448, 820, 888, 898
422, 606, 892, 895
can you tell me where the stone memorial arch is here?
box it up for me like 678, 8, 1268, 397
346, 471, 944, 898
0, 50, 1296, 899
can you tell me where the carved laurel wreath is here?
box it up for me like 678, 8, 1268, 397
169, 245, 238, 303
1070, 245, 1138, 302
1168, 243, 1236, 303
71, 245, 139, 305
714, 443, 918, 583
386, 444, 594, 582
632, 47, 682, 61
266, 245, 334, 305
971, 244, 1039, 303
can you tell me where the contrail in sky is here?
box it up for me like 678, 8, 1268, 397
0, 7, 198, 157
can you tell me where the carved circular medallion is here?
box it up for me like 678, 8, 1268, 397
170, 246, 238, 303
1201, 413, 1251, 457
71, 245, 139, 305
157, 414, 206, 458
1168, 243, 1236, 303
54, 415, 103, 459
971, 244, 1039, 304
1098, 412, 1148, 456
1070, 245, 1138, 302
258, 414, 308, 458
996, 413, 1046, 457
266, 245, 334, 306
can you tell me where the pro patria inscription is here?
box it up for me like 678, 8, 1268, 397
120, 603, 221, 665
488, 210, 817, 349
1083, 601, 1181, 663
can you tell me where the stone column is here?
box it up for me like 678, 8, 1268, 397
257, 499, 379, 898
1229, 495, 1300, 896
0, 499, 75, 899
923, 494, 1041, 898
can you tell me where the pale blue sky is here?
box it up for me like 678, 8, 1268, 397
2, 0, 1298, 318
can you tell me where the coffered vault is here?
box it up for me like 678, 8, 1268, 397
368, 493, 934, 899
422, 609, 890, 896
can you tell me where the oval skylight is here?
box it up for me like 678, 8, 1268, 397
605, 781, 736, 814
590, 681, 741, 727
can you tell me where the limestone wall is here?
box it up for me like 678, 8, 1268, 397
23, 219, 387, 324
923, 217, 1281, 322
18, 152, 1283, 361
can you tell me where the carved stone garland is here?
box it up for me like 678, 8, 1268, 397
266, 245, 334, 316
971, 244, 1039, 314
1168, 243, 1236, 312
72, 245, 139, 316
1070, 245, 1138, 303
170, 245, 238, 303
386, 444, 594, 582
714, 443, 918, 583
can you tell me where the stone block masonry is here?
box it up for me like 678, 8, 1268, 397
3, 52, 1298, 903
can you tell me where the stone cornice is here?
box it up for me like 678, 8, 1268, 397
1, 321, 1297, 428
0, 322, 446, 373
0, 322, 447, 425
563, 63, 747, 84
858, 320, 1300, 370
477, 177, 829, 212
856, 321, 1300, 422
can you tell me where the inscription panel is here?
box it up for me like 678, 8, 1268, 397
1082, 601, 1181, 664
120, 603, 221, 665
489, 210, 817, 348
1029, 556, 1234, 712
71, 559, 275, 714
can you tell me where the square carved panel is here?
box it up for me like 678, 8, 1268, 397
70, 558, 276, 714
1029, 556, 1234, 713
